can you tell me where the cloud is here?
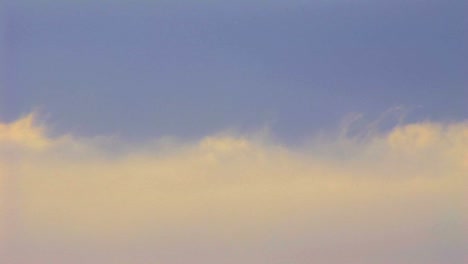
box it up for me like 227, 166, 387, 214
0, 113, 467, 263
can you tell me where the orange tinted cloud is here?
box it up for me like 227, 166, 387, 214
0, 113, 466, 263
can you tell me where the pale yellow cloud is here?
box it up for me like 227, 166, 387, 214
0, 114, 466, 263
0, 113, 50, 149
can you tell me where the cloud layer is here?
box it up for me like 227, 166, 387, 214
1, 113, 467, 264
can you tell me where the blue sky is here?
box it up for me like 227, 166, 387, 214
1, 0, 466, 141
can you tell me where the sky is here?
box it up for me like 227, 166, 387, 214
0, 0, 467, 263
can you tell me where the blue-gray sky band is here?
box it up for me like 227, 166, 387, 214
1, 0, 466, 140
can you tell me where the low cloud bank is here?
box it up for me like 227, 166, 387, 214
1, 113, 467, 264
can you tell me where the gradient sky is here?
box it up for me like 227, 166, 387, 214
0, 1, 467, 264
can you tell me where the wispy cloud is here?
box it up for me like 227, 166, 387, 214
1, 113, 467, 263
